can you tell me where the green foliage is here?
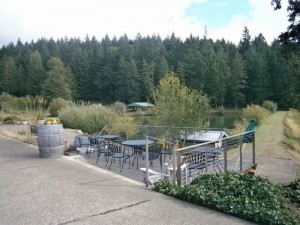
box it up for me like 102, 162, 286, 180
282, 178, 300, 205
3, 114, 21, 124
154, 172, 298, 225
1, 33, 300, 109
108, 101, 126, 115
151, 72, 210, 128
49, 98, 71, 117
242, 104, 270, 125
41, 57, 76, 101
27, 50, 46, 96
262, 100, 278, 113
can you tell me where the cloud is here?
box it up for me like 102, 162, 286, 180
207, 0, 289, 44
0, 0, 290, 46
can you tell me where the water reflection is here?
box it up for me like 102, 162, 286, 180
209, 111, 242, 129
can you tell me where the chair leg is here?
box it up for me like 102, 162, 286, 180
108, 155, 114, 170
160, 156, 162, 170
95, 149, 102, 164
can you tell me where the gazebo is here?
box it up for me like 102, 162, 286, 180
126, 102, 154, 112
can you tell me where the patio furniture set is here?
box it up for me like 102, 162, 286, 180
75, 134, 169, 173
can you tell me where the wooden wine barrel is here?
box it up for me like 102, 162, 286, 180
37, 124, 65, 158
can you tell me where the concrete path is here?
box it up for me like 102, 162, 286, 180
0, 136, 254, 225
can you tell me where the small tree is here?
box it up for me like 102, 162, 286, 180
150, 72, 210, 144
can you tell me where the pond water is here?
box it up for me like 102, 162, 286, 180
209, 110, 242, 129
132, 110, 243, 129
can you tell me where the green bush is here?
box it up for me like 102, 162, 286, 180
3, 115, 21, 124
242, 104, 270, 125
49, 98, 72, 117
262, 100, 278, 113
283, 178, 300, 205
154, 173, 298, 225
108, 101, 126, 115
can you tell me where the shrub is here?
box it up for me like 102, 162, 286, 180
262, 100, 278, 113
242, 104, 270, 125
3, 115, 21, 124
49, 98, 71, 117
154, 173, 298, 225
108, 101, 126, 115
283, 178, 300, 205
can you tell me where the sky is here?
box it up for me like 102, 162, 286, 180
0, 0, 290, 47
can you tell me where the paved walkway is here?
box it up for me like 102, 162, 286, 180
0, 136, 254, 225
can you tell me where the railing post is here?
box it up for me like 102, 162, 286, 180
205, 150, 208, 172
176, 150, 181, 186
145, 136, 149, 187
252, 131, 256, 165
223, 139, 227, 172
239, 139, 243, 172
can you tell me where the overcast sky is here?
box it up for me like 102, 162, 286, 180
0, 0, 290, 46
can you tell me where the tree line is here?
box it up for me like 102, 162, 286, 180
0, 27, 299, 109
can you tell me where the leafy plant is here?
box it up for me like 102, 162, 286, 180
153, 172, 298, 225
283, 178, 300, 205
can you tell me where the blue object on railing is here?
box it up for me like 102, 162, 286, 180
242, 118, 256, 143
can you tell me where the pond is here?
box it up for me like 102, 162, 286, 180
209, 110, 242, 129
131, 109, 243, 129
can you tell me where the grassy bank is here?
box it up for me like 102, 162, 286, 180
283, 109, 300, 177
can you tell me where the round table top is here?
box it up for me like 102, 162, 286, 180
97, 134, 120, 139
121, 139, 154, 147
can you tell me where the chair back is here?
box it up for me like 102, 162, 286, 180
90, 136, 106, 149
149, 143, 163, 160
109, 143, 121, 154
79, 136, 90, 148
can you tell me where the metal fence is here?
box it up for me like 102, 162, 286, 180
143, 130, 256, 186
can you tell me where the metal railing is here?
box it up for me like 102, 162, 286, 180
143, 130, 256, 186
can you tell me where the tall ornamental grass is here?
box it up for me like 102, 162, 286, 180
58, 103, 116, 134
283, 109, 300, 154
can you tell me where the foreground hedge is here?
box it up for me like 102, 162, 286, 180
153, 172, 298, 225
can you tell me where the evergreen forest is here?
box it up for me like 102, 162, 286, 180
0, 27, 299, 109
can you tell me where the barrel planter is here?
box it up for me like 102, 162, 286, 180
37, 124, 65, 158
